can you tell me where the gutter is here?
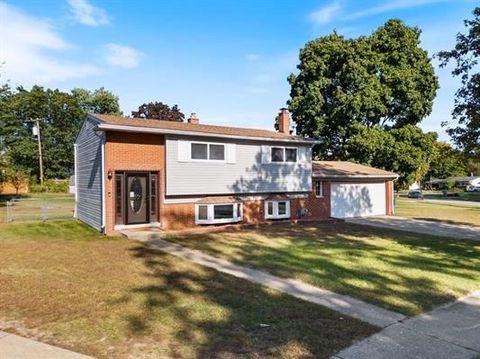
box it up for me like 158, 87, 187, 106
313, 174, 399, 180
101, 139, 106, 233
94, 123, 321, 145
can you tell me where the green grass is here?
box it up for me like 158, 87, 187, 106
395, 197, 480, 227
165, 222, 480, 316
0, 220, 375, 359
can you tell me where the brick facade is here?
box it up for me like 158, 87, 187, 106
104, 132, 165, 234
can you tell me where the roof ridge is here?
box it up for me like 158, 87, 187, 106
91, 113, 289, 136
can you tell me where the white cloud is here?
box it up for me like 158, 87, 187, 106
246, 53, 261, 61
67, 0, 110, 27
345, 0, 450, 20
104, 44, 143, 68
0, 2, 99, 84
309, 1, 341, 25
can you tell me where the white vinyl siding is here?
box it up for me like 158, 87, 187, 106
330, 182, 386, 218
166, 136, 312, 196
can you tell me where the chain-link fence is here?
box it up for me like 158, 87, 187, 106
1, 195, 75, 224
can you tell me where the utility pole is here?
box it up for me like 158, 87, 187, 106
31, 119, 44, 184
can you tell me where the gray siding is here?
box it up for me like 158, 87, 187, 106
166, 135, 312, 196
75, 116, 104, 231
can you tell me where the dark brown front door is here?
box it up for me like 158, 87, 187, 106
126, 173, 149, 224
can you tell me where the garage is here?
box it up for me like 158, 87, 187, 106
331, 182, 386, 218
312, 161, 398, 219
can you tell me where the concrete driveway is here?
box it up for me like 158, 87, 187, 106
334, 291, 480, 359
346, 216, 480, 241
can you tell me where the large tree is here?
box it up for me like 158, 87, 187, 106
437, 7, 480, 158
71, 87, 121, 115
0, 86, 84, 179
132, 102, 184, 122
345, 124, 438, 188
288, 19, 438, 159
426, 142, 467, 179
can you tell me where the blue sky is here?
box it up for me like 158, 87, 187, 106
0, 0, 477, 141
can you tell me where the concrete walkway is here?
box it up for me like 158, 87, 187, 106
0, 331, 92, 359
333, 291, 480, 359
127, 231, 405, 328
346, 216, 480, 241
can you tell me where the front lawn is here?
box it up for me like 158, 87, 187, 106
395, 197, 480, 227
0, 220, 375, 359
166, 222, 480, 316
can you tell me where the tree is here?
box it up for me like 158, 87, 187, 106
5, 166, 29, 195
132, 102, 184, 122
0, 85, 84, 179
426, 142, 467, 179
288, 19, 438, 159
345, 124, 437, 188
71, 87, 121, 115
437, 7, 480, 158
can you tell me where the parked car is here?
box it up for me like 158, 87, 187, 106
407, 190, 423, 199
466, 185, 480, 192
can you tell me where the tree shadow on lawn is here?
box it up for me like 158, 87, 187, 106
114, 244, 377, 359
165, 222, 480, 315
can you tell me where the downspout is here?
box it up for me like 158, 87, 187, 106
73, 144, 78, 218
101, 138, 106, 233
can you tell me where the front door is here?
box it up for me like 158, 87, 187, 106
125, 172, 149, 224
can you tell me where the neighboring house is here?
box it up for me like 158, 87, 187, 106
74, 110, 397, 234
428, 176, 480, 189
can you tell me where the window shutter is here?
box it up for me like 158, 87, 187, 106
226, 144, 236, 164
177, 140, 190, 162
261, 145, 270, 164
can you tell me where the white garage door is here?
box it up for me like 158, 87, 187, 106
331, 182, 386, 218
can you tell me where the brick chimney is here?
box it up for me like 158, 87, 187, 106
188, 113, 199, 124
277, 108, 290, 134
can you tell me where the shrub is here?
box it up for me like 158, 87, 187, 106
30, 179, 69, 193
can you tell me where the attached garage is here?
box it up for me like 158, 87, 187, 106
313, 161, 398, 219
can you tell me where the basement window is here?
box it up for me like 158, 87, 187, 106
265, 200, 290, 219
195, 203, 243, 224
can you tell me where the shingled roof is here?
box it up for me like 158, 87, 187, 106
91, 114, 315, 143
313, 161, 398, 179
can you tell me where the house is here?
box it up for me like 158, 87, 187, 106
74, 109, 397, 234
427, 176, 480, 189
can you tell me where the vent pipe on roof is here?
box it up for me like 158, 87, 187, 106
188, 113, 199, 124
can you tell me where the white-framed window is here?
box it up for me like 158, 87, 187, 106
270, 147, 297, 163
195, 202, 243, 224
265, 200, 291, 219
191, 142, 225, 161
314, 180, 323, 197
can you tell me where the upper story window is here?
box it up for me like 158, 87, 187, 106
191, 142, 225, 161
271, 147, 297, 163
314, 180, 323, 197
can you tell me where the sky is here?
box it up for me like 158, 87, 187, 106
0, 0, 477, 141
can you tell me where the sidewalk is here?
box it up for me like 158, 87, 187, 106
126, 231, 405, 328
0, 331, 92, 359
333, 291, 480, 359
